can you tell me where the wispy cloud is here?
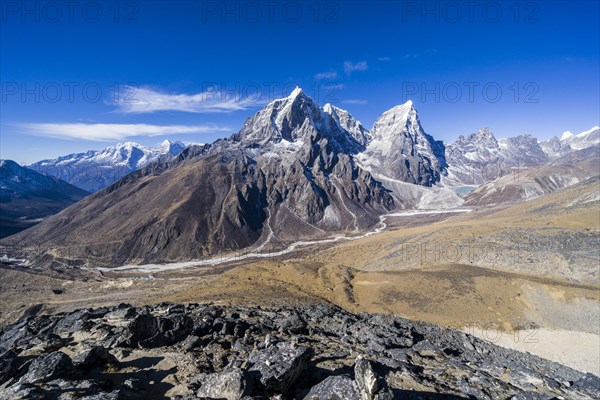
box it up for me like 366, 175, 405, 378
342, 99, 367, 105
113, 86, 261, 114
315, 71, 338, 79
19, 123, 230, 141
378, 56, 391, 61
343, 61, 368, 76
402, 48, 438, 60
322, 83, 344, 91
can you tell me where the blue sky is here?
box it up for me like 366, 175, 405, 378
1, 0, 599, 164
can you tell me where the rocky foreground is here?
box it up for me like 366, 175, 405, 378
0, 303, 598, 400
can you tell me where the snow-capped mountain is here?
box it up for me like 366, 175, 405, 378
540, 126, 600, 158
445, 129, 549, 186
0, 160, 89, 238
356, 100, 446, 187
539, 136, 573, 158
5, 88, 395, 266
323, 103, 371, 146
28, 140, 188, 192
231, 87, 361, 154
560, 126, 600, 150
445, 128, 503, 186
5, 86, 598, 266
498, 134, 549, 165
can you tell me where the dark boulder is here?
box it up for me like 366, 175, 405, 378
128, 313, 193, 348
303, 375, 359, 400
196, 369, 254, 400
248, 342, 313, 392
73, 346, 118, 369
19, 351, 73, 384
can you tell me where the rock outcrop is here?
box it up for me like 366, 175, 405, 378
0, 303, 597, 399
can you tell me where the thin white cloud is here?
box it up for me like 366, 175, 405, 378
342, 99, 368, 105
343, 61, 368, 76
378, 56, 391, 61
113, 86, 261, 114
402, 48, 438, 60
20, 123, 230, 142
315, 71, 338, 79
322, 83, 344, 91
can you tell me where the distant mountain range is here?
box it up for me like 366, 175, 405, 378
28, 140, 188, 192
540, 126, 600, 158
0, 160, 89, 238
3, 88, 598, 266
22, 111, 598, 196
464, 145, 600, 206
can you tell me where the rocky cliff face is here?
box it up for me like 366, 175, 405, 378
445, 128, 549, 186
498, 134, 549, 165
0, 303, 597, 400
323, 103, 371, 146
357, 101, 447, 187
540, 135, 573, 158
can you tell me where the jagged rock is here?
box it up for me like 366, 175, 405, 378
0, 319, 32, 352
105, 305, 137, 320
127, 313, 193, 348
181, 334, 201, 352
275, 313, 307, 334
53, 309, 91, 334
509, 393, 557, 400
27, 332, 67, 354
196, 369, 253, 400
0, 350, 18, 385
78, 390, 122, 400
42, 378, 100, 394
0, 383, 45, 400
127, 313, 160, 346
304, 375, 360, 400
248, 342, 313, 392
72, 346, 118, 369
19, 351, 73, 383
354, 357, 381, 400
571, 373, 600, 398
162, 314, 194, 344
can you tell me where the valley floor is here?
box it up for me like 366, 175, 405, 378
2, 188, 599, 376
